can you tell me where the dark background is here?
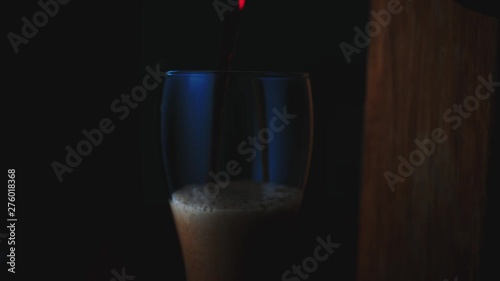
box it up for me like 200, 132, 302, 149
2, 0, 497, 280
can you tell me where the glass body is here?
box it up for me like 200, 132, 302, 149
160, 71, 313, 281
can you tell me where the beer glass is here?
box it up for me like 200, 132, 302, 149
160, 71, 313, 281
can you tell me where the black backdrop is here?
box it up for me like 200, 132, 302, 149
3, 0, 498, 280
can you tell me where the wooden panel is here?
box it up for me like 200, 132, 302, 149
357, 0, 497, 280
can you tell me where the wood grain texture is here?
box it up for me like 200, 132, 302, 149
357, 0, 497, 280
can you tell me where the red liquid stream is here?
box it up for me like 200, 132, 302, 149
210, 0, 246, 175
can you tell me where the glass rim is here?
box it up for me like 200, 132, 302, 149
166, 70, 309, 78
